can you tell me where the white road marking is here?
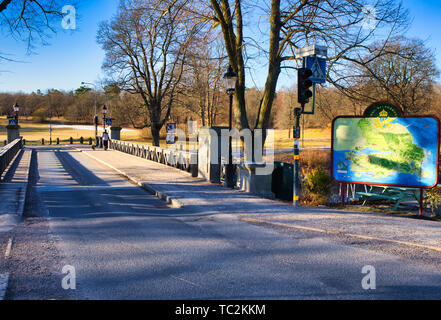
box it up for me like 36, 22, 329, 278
170, 275, 203, 288
36, 184, 131, 192
4, 237, 13, 259
0, 273, 10, 300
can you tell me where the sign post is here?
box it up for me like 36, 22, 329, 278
293, 108, 302, 206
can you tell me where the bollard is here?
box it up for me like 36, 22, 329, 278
57, 138, 60, 145
89, 137, 92, 145
70, 137, 73, 144
80, 137, 84, 144
4, 140, 7, 146
42, 138, 45, 145
23, 139, 26, 145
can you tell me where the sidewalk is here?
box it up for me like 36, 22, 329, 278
78, 146, 441, 252
0, 149, 32, 233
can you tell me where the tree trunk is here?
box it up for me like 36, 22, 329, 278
255, 0, 281, 131
151, 123, 161, 147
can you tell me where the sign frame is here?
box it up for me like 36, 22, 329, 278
330, 115, 440, 189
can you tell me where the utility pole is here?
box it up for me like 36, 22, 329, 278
50, 103, 52, 145
81, 82, 98, 146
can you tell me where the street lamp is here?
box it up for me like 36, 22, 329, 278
223, 65, 238, 188
13, 103, 19, 124
81, 81, 98, 146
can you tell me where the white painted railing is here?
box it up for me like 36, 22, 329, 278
109, 140, 198, 177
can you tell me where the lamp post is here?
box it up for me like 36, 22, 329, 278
13, 103, 19, 124
102, 105, 108, 131
101, 105, 107, 148
223, 65, 238, 188
49, 102, 52, 145
81, 81, 98, 146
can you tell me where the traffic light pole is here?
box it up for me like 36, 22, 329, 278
292, 47, 327, 206
293, 57, 315, 206
293, 107, 302, 206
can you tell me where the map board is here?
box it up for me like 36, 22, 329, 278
331, 116, 440, 188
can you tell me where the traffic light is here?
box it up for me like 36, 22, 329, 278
298, 68, 313, 105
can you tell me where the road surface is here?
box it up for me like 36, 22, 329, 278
3, 145, 441, 300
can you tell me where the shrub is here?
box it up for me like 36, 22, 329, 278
425, 187, 441, 217
300, 149, 331, 171
31, 107, 47, 123
303, 167, 332, 205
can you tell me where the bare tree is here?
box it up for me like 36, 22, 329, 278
342, 37, 439, 114
196, 0, 408, 142
179, 32, 226, 127
0, 0, 67, 54
98, 0, 201, 145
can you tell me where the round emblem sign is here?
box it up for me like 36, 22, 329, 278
363, 101, 403, 118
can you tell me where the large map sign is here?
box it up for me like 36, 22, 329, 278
332, 116, 440, 188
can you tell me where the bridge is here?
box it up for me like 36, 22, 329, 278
1, 141, 441, 300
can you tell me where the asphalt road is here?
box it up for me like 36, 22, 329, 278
5, 145, 441, 299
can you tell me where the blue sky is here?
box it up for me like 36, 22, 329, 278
0, 0, 119, 93
0, 0, 440, 93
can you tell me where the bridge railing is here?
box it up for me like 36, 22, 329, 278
109, 140, 198, 177
0, 138, 23, 178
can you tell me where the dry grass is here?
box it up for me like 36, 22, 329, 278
274, 128, 331, 150
0, 117, 142, 142
275, 149, 331, 169
300, 149, 331, 170
1, 116, 332, 150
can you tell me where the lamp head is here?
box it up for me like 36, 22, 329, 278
223, 65, 238, 95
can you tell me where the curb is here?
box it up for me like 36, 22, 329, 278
0, 148, 33, 217
17, 149, 33, 217
0, 148, 23, 181
77, 148, 183, 208
0, 273, 9, 300
242, 217, 441, 253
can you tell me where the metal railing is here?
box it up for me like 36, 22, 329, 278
0, 138, 23, 178
3, 137, 94, 146
109, 140, 198, 177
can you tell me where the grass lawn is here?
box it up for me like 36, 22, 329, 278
0, 117, 142, 143
273, 128, 331, 150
